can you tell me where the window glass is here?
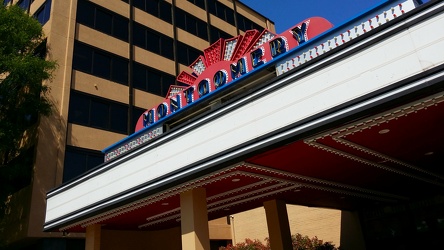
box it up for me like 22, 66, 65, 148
197, 22, 208, 40
113, 15, 129, 41
76, 0, 94, 26
147, 71, 162, 96
161, 36, 174, 60
146, 0, 158, 16
68, 90, 129, 134
159, 1, 171, 23
90, 100, 109, 128
95, 9, 113, 34
133, 63, 147, 90
93, 52, 111, 79
34, 0, 52, 25
77, 0, 128, 42
162, 76, 175, 96
186, 17, 197, 36
175, 8, 186, 30
146, 31, 161, 54
86, 154, 104, 170
110, 104, 128, 133
177, 43, 188, 65
63, 150, 87, 182
63, 146, 104, 182
68, 92, 89, 125
133, 23, 146, 48
133, 0, 145, 10
17, 0, 29, 10
225, 8, 234, 25
112, 57, 128, 84
73, 42, 93, 73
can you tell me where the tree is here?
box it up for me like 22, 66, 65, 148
0, 4, 56, 210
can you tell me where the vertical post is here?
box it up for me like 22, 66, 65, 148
85, 224, 101, 250
340, 211, 366, 250
180, 188, 210, 250
263, 200, 292, 250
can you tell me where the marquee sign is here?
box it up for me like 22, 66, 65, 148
133, 17, 333, 132
103, 0, 419, 162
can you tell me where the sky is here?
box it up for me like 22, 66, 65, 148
239, 0, 427, 33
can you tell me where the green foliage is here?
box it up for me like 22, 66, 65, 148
0, 4, 56, 164
0, 4, 56, 207
220, 233, 338, 250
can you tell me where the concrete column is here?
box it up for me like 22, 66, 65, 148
85, 224, 102, 250
263, 200, 292, 250
340, 211, 366, 250
180, 188, 210, 250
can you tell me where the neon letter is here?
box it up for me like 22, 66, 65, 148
184, 87, 194, 104
270, 37, 286, 58
170, 94, 181, 113
292, 23, 307, 44
157, 103, 168, 119
213, 71, 227, 89
198, 79, 210, 97
251, 48, 264, 68
230, 58, 247, 79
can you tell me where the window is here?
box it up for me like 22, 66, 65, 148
63, 146, 103, 182
77, 0, 129, 42
68, 90, 129, 134
17, 0, 30, 10
73, 41, 129, 85
175, 8, 208, 40
35, 0, 52, 25
131, 106, 146, 133
133, 62, 175, 96
187, 0, 205, 10
207, 0, 235, 26
132, 0, 172, 24
177, 42, 202, 66
133, 22, 174, 60
210, 26, 233, 44
237, 13, 264, 32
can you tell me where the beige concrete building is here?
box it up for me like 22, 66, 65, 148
1, 0, 342, 249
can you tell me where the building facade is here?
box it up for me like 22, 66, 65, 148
41, 0, 444, 249
0, 0, 286, 249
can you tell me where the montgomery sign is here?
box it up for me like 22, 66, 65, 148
103, 0, 418, 162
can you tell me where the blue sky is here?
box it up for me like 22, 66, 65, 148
239, 0, 426, 33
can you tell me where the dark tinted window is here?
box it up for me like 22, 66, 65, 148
133, 22, 174, 60
93, 52, 111, 79
72, 42, 93, 73
95, 9, 113, 34
133, 62, 175, 96
77, 0, 129, 42
73, 41, 128, 85
237, 13, 264, 32
68, 91, 89, 125
130, 0, 172, 24
177, 42, 203, 66
187, 0, 205, 9
34, 0, 52, 25
17, 0, 30, 10
210, 26, 233, 44
207, 0, 235, 26
175, 8, 208, 40
63, 146, 103, 182
68, 90, 129, 134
